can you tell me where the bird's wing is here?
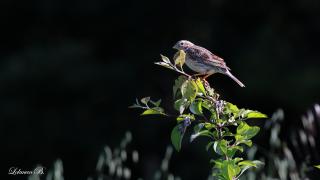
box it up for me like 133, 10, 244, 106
186, 46, 230, 70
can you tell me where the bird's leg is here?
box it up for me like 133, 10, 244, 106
191, 73, 206, 79
203, 73, 212, 79
202, 73, 214, 86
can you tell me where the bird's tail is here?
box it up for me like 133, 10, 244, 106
226, 71, 245, 87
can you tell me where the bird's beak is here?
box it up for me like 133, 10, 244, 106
172, 43, 178, 49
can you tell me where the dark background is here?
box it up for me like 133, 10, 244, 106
1, 0, 320, 179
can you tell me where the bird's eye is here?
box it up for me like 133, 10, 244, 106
180, 42, 184, 46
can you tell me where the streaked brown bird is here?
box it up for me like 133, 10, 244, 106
173, 40, 245, 87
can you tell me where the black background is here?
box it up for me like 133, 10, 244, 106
1, 0, 320, 179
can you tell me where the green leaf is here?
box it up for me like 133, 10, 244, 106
221, 160, 240, 180
173, 76, 188, 98
176, 114, 195, 122
225, 102, 239, 114
226, 145, 244, 158
202, 99, 217, 118
141, 108, 165, 116
190, 130, 213, 142
238, 160, 257, 168
235, 138, 253, 147
204, 123, 215, 129
246, 111, 267, 118
236, 121, 260, 140
213, 140, 228, 156
189, 101, 203, 115
190, 123, 213, 142
174, 99, 189, 114
195, 78, 206, 95
315, 165, 320, 169
238, 110, 267, 119
181, 80, 198, 101
171, 124, 185, 152
173, 50, 186, 68
141, 97, 150, 104
236, 160, 264, 179
206, 141, 215, 151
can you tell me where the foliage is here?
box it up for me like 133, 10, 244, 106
131, 51, 267, 179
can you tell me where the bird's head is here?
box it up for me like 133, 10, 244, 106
173, 40, 194, 50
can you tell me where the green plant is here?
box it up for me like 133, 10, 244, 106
130, 51, 267, 180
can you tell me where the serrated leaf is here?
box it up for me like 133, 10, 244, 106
173, 50, 186, 68
171, 124, 185, 152
189, 101, 203, 115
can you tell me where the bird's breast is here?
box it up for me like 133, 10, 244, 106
185, 55, 213, 74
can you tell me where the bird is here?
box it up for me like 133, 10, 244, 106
173, 40, 245, 87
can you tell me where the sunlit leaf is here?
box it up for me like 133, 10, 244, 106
246, 111, 267, 118
225, 102, 239, 114
141, 109, 165, 116
160, 54, 171, 63
181, 80, 198, 101
238, 160, 257, 168
195, 78, 206, 95
238, 110, 267, 119
213, 140, 228, 156
173, 50, 186, 69
154, 62, 174, 70
176, 114, 195, 122
315, 165, 320, 169
236, 121, 260, 140
221, 160, 240, 180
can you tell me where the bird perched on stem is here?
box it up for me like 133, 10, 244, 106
173, 40, 245, 87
